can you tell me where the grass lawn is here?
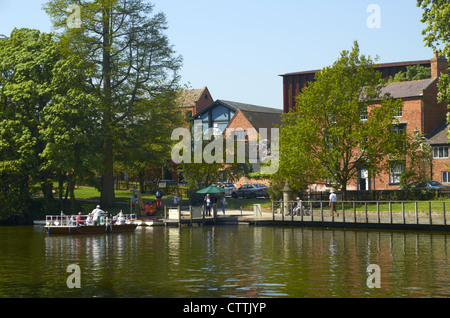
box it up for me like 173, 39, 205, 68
74, 186, 157, 203
225, 197, 272, 211
73, 186, 272, 211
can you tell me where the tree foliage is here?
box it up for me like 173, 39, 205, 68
418, 0, 450, 112
387, 65, 431, 83
44, 0, 183, 207
400, 132, 433, 186
279, 42, 405, 198
0, 28, 97, 221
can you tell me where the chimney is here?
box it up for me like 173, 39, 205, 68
431, 50, 448, 78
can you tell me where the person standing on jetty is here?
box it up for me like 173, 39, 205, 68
205, 194, 211, 217
329, 190, 338, 217
220, 196, 227, 216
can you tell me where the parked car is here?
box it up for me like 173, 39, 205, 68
215, 182, 236, 197
399, 180, 448, 190
231, 183, 270, 199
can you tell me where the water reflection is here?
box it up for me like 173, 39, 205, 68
0, 225, 449, 297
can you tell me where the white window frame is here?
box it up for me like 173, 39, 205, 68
433, 146, 449, 159
394, 106, 403, 119
390, 162, 405, 184
442, 171, 450, 184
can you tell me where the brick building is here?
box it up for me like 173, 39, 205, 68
226, 107, 282, 185
177, 86, 214, 119
281, 51, 449, 191
191, 99, 282, 185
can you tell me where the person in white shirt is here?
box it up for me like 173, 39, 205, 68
293, 197, 303, 216
117, 212, 126, 225
92, 205, 104, 225
329, 190, 338, 217
86, 213, 94, 226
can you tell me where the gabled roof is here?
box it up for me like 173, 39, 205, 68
230, 109, 282, 140
193, 99, 282, 118
427, 119, 449, 145
381, 78, 436, 99
238, 109, 283, 130
177, 87, 208, 108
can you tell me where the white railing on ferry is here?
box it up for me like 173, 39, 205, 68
45, 213, 137, 226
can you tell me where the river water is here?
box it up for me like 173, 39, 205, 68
0, 224, 448, 298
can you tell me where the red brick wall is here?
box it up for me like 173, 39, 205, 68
227, 110, 253, 133
422, 80, 447, 135
195, 87, 214, 114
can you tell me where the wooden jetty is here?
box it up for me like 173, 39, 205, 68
163, 206, 241, 227
163, 201, 450, 233
248, 201, 450, 233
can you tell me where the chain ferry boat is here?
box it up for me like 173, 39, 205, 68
44, 211, 138, 235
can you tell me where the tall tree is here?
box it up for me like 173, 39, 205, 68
44, 0, 183, 207
280, 42, 405, 198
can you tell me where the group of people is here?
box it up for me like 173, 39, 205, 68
204, 193, 227, 217
73, 205, 127, 226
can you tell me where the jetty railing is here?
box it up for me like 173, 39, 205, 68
271, 201, 449, 226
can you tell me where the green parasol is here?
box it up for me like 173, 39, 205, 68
196, 185, 228, 194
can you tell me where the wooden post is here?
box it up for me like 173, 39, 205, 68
272, 201, 275, 221
321, 201, 324, 222
415, 202, 419, 224
402, 202, 405, 224
377, 202, 380, 224
342, 202, 345, 223
353, 202, 356, 223
292, 201, 295, 222
310, 201, 314, 222
429, 202, 432, 225
389, 202, 392, 224
365, 202, 368, 224
444, 202, 447, 226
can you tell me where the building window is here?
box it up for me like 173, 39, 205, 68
360, 106, 368, 121
393, 123, 406, 135
433, 146, 449, 159
394, 106, 403, 118
442, 172, 450, 184
390, 162, 405, 184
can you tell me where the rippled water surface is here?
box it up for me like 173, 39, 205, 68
0, 225, 449, 298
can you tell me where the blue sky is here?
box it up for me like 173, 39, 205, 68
0, 1, 434, 109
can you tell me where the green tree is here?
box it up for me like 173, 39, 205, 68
0, 28, 97, 220
0, 29, 61, 221
387, 65, 431, 83
44, 0, 183, 207
418, 1, 450, 115
399, 131, 433, 187
39, 54, 102, 208
280, 42, 405, 199
115, 91, 184, 192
